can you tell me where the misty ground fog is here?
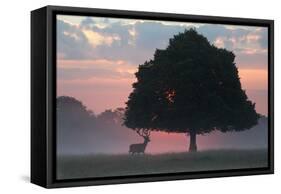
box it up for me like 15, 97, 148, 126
57, 96, 268, 155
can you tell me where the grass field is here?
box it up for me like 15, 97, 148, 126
57, 149, 268, 180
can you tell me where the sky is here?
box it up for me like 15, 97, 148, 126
56, 14, 268, 116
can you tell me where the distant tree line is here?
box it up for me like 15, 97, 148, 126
57, 96, 133, 154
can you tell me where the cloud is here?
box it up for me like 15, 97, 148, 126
200, 25, 268, 55
134, 21, 185, 50
57, 16, 268, 69
258, 28, 268, 49
57, 59, 137, 80
197, 24, 234, 43
82, 29, 121, 47
57, 20, 94, 59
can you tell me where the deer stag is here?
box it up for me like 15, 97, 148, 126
129, 129, 151, 154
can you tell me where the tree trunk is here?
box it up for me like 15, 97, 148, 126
189, 130, 197, 152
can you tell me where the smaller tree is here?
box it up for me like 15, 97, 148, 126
57, 96, 97, 154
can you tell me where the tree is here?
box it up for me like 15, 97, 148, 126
57, 96, 97, 154
124, 29, 259, 152
57, 96, 96, 131
97, 108, 125, 125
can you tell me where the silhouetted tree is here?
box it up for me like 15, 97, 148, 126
57, 96, 137, 154
57, 96, 96, 130
124, 29, 259, 152
97, 108, 125, 125
57, 96, 97, 154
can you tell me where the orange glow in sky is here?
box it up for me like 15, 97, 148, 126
58, 62, 268, 115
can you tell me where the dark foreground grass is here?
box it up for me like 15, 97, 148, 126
57, 149, 267, 180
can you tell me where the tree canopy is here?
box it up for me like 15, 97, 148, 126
124, 29, 259, 151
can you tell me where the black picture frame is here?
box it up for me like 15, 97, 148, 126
31, 5, 274, 188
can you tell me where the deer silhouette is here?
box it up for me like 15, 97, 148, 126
129, 129, 151, 154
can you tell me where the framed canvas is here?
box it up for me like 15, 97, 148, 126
31, 5, 274, 188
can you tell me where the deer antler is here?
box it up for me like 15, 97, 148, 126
146, 130, 151, 137
136, 128, 151, 138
